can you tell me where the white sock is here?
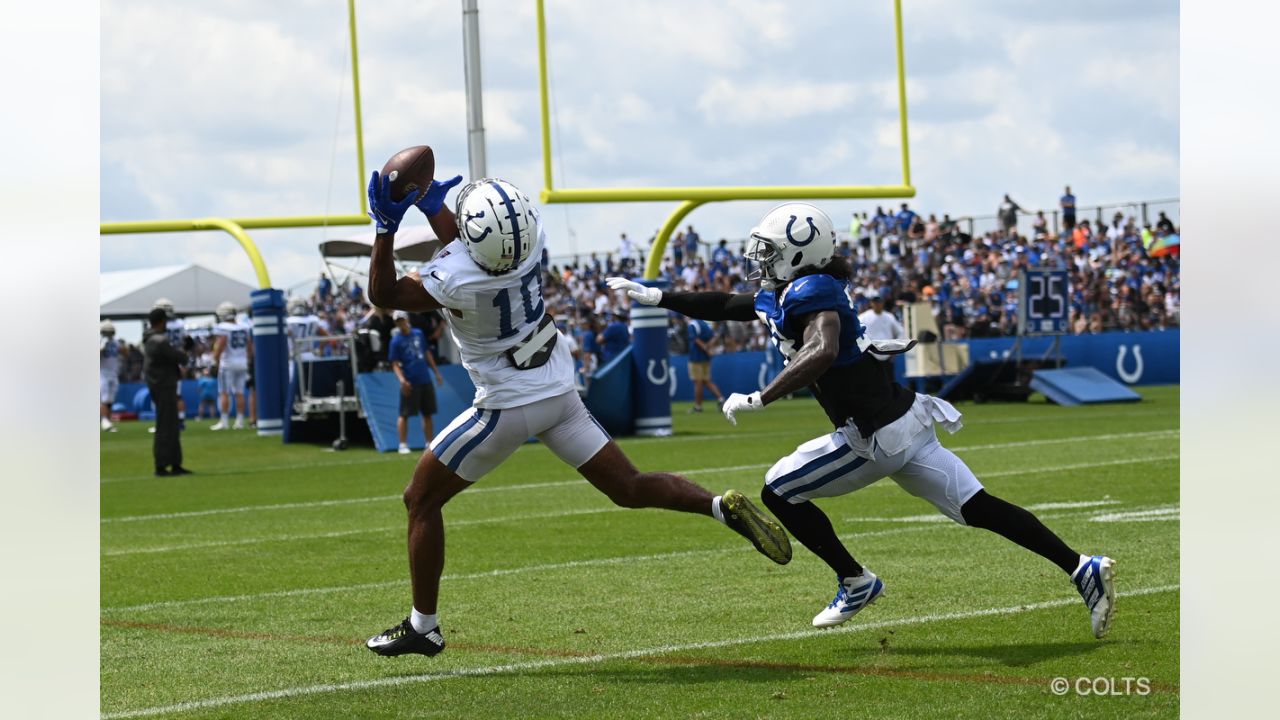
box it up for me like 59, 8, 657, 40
410, 608, 438, 633
220, 412, 229, 424
711, 496, 725, 524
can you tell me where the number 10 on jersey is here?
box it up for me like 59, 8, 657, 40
492, 264, 545, 340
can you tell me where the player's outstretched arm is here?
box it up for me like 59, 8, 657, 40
761, 310, 840, 404
367, 171, 444, 313
604, 277, 756, 321
722, 310, 840, 425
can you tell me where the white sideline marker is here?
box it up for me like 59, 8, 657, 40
100, 584, 1180, 720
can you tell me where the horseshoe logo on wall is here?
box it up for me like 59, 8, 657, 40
1116, 345, 1144, 384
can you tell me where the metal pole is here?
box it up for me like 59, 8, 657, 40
462, 0, 487, 180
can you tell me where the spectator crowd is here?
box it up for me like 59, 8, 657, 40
540, 190, 1180, 374
107, 189, 1180, 390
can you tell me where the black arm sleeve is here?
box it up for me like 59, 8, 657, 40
658, 291, 757, 322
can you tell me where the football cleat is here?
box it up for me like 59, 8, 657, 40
366, 617, 446, 657
232, 419, 245, 430
1072, 555, 1117, 639
721, 489, 792, 565
398, 443, 412, 455
812, 571, 885, 628
211, 421, 228, 431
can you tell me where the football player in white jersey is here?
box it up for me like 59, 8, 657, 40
100, 320, 120, 432
285, 297, 329, 370
362, 170, 791, 658
211, 301, 254, 430
151, 298, 187, 432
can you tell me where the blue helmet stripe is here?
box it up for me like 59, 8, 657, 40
489, 181, 522, 266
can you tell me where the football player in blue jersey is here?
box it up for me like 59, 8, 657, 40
608, 203, 1117, 639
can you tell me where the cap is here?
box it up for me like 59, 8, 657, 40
392, 310, 410, 321
867, 289, 883, 300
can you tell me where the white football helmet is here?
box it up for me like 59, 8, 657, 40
100, 320, 116, 336
454, 178, 539, 274
745, 203, 837, 290
287, 297, 310, 316
216, 301, 237, 322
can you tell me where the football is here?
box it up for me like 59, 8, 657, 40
380, 145, 435, 202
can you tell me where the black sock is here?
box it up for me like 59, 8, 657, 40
760, 488, 863, 578
960, 490, 1080, 574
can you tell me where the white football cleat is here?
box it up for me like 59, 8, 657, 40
210, 421, 229, 431
1072, 555, 1117, 639
101, 418, 115, 432
232, 419, 245, 430
147, 426, 157, 434
398, 443, 412, 455
812, 570, 885, 628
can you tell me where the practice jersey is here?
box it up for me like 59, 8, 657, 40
100, 336, 120, 376
214, 321, 252, 370
286, 315, 324, 359
165, 317, 186, 349
754, 273, 914, 438
419, 228, 574, 409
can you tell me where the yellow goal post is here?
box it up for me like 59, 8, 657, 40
535, 0, 916, 279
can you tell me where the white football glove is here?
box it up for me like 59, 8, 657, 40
605, 277, 663, 306
722, 391, 764, 426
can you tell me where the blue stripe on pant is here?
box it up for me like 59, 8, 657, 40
768, 443, 853, 494
444, 409, 502, 472
433, 410, 481, 461
781, 455, 868, 501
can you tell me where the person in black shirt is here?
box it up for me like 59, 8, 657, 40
143, 307, 193, 477
608, 202, 1117, 640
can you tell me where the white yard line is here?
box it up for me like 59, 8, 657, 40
100, 509, 1128, 614
101, 432, 1179, 524
1090, 506, 1180, 522
103, 507, 628, 557
101, 455, 1176, 556
849, 499, 1123, 523
100, 584, 1180, 720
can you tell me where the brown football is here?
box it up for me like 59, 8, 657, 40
380, 145, 435, 202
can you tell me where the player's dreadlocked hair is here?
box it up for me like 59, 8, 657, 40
792, 255, 854, 283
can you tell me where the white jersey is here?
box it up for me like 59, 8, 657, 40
100, 336, 120, 376
419, 230, 574, 409
858, 309, 904, 342
286, 315, 324, 359
214, 321, 252, 370
165, 317, 186, 349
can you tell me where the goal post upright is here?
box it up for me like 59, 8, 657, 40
535, 0, 916, 281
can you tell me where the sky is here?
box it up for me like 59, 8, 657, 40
100, 0, 1179, 294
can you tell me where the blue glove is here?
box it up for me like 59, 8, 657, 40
415, 174, 464, 217
367, 171, 421, 235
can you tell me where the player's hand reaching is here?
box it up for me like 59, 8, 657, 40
605, 277, 662, 306
368, 171, 422, 235
722, 391, 764, 426
415, 175, 464, 217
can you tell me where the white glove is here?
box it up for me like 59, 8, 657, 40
722, 391, 764, 426
605, 277, 663, 306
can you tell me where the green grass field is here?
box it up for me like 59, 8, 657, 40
101, 387, 1179, 719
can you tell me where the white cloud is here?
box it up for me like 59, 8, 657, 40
101, 0, 1180, 291
696, 77, 859, 125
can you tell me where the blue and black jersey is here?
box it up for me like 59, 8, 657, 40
753, 273, 915, 437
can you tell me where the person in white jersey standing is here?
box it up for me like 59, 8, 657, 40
100, 320, 120, 432
361, 168, 792, 658
211, 301, 254, 430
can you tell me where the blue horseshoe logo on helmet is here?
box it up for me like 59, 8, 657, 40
463, 211, 492, 243
786, 215, 819, 246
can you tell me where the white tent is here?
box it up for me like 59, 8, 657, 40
318, 225, 442, 264
100, 264, 258, 319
